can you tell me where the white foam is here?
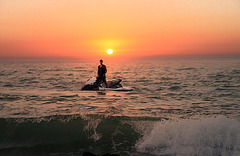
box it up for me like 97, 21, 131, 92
136, 116, 240, 156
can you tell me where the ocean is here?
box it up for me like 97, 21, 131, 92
0, 59, 240, 155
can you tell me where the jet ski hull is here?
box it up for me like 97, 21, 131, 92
81, 77, 131, 91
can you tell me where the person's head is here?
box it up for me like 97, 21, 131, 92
100, 59, 103, 65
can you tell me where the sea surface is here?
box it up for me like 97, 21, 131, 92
0, 59, 240, 155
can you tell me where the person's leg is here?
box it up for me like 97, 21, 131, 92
104, 77, 109, 88
96, 76, 101, 84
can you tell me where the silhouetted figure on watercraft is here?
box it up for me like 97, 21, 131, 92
97, 59, 109, 88
81, 60, 132, 90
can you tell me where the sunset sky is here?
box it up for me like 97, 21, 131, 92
0, 0, 240, 60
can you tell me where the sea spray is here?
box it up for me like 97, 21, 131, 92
136, 116, 240, 156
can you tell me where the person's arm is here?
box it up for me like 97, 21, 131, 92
105, 66, 107, 74
97, 66, 100, 77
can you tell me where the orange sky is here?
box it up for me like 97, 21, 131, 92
0, 0, 240, 60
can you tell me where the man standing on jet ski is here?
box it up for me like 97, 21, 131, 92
97, 59, 109, 88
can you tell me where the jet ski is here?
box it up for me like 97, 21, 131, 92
81, 77, 132, 91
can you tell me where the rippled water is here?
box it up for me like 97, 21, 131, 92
0, 60, 240, 155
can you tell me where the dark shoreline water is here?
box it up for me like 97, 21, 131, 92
1, 115, 239, 155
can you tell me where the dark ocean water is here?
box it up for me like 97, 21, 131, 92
0, 60, 240, 155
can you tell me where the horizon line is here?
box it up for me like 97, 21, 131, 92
0, 53, 240, 59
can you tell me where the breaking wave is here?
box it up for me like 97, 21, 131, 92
0, 115, 240, 155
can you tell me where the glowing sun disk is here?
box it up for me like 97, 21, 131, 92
107, 49, 113, 54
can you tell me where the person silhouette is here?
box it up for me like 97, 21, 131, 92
97, 59, 109, 88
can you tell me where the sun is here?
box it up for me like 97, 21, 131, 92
107, 49, 113, 55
